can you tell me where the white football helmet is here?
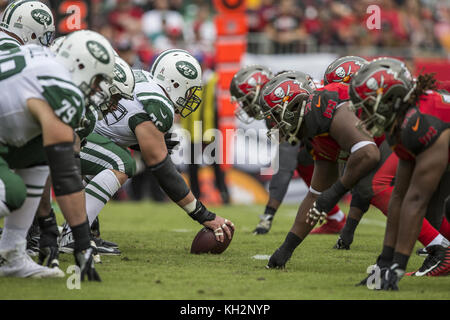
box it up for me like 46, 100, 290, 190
149, 49, 202, 117
0, 0, 55, 46
99, 55, 135, 115
52, 30, 116, 106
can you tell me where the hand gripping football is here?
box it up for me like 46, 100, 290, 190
190, 227, 234, 254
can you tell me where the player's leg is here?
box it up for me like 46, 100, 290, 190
254, 142, 299, 235
59, 133, 135, 254
0, 161, 63, 278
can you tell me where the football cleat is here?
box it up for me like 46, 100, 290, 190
93, 237, 121, 256
406, 245, 450, 276
253, 214, 274, 235
310, 216, 346, 234
333, 236, 351, 250
0, 241, 64, 278
58, 223, 75, 254
416, 247, 429, 258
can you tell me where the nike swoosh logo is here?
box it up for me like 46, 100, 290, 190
414, 262, 440, 276
412, 117, 420, 131
315, 96, 321, 108
160, 109, 168, 119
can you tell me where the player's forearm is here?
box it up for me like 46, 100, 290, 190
341, 144, 379, 188
290, 191, 318, 238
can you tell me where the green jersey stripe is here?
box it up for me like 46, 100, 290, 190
25, 184, 44, 189
38, 78, 83, 101
89, 180, 112, 199
137, 94, 174, 117
85, 187, 108, 204
0, 38, 21, 45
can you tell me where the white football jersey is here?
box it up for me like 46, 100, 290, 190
0, 44, 85, 148
0, 30, 21, 51
94, 69, 175, 148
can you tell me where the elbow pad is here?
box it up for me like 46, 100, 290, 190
149, 154, 190, 202
44, 142, 83, 196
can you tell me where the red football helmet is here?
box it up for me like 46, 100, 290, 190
324, 56, 368, 85
349, 57, 415, 137
260, 71, 316, 144
230, 65, 273, 124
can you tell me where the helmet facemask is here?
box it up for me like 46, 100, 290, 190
83, 74, 113, 109
265, 97, 307, 144
176, 85, 202, 118
350, 84, 415, 137
232, 85, 264, 124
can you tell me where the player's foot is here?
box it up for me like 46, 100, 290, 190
406, 245, 450, 276
0, 241, 64, 278
416, 247, 429, 257
93, 237, 121, 256
26, 219, 40, 257
310, 216, 346, 234
58, 223, 75, 254
333, 236, 351, 250
253, 214, 273, 235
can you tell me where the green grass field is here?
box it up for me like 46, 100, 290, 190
0, 201, 449, 300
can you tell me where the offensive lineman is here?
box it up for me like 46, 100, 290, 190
0, 29, 116, 280
58, 49, 235, 252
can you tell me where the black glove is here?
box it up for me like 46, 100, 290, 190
308, 180, 349, 224
74, 247, 101, 282
267, 246, 293, 269
37, 210, 60, 268
164, 132, 180, 154
188, 200, 216, 224
381, 264, 404, 291
266, 232, 302, 269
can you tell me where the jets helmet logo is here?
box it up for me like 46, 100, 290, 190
175, 61, 198, 80
114, 64, 127, 83
86, 40, 110, 64
31, 9, 52, 26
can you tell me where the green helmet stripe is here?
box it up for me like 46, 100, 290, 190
4, 0, 35, 26
150, 49, 187, 76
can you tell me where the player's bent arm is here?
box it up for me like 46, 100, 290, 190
27, 98, 87, 226
312, 104, 380, 216
291, 160, 338, 236
330, 104, 380, 188
135, 121, 235, 241
396, 130, 450, 255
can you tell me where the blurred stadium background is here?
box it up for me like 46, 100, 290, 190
3, 0, 449, 206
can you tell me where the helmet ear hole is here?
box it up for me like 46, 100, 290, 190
78, 63, 85, 70
173, 82, 179, 89
31, 33, 37, 40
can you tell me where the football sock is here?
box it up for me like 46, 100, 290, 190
0, 166, 48, 251
84, 169, 122, 226
328, 208, 345, 221
418, 218, 440, 247
378, 245, 394, 268
438, 216, 450, 240
71, 219, 91, 252
264, 206, 277, 217
339, 217, 359, 244
392, 252, 410, 271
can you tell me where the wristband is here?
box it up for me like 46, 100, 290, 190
188, 200, 216, 224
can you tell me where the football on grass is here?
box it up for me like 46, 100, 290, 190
190, 227, 234, 254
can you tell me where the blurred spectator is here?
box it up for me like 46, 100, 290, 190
264, 0, 308, 54
142, 0, 185, 51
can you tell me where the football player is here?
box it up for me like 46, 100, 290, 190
0, 30, 116, 280
351, 58, 450, 289
230, 65, 346, 235
57, 49, 235, 253
0, 0, 55, 242
0, 0, 55, 50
